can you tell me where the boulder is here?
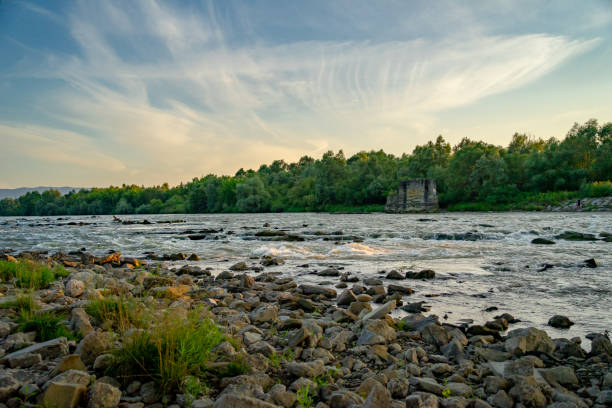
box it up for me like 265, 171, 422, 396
504, 327, 554, 356
213, 394, 279, 408
88, 381, 121, 408
65, 279, 86, 297
337, 289, 357, 306
386, 270, 404, 280
43, 382, 87, 408
71, 308, 94, 336
0, 375, 21, 400
357, 319, 397, 345
548, 315, 574, 329
363, 383, 392, 408
286, 360, 325, 378
76, 331, 111, 365
406, 269, 435, 279
250, 305, 279, 324
590, 333, 612, 356
2, 337, 68, 361
509, 376, 547, 408
300, 284, 336, 298
361, 300, 396, 321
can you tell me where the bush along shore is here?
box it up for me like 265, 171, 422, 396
0, 252, 611, 408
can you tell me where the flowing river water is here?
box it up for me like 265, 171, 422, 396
1, 212, 610, 342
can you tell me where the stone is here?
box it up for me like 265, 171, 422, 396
3, 336, 68, 361
387, 284, 414, 295
446, 383, 472, 397
387, 378, 410, 398
406, 269, 436, 279
140, 381, 158, 404
42, 382, 87, 408
357, 319, 397, 345
539, 366, 579, 387
504, 327, 554, 356
413, 378, 444, 395
488, 391, 513, 408
361, 300, 396, 321
405, 392, 440, 408
0, 375, 21, 400
286, 359, 325, 378
7, 352, 41, 368
93, 354, 114, 372
590, 333, 612, 356
337, 290, 357, 306
88, 381, 121, 408
76, 331, 111, 365
300, 284, 337, 298
71, 308, 94, 336
213, 394, 280, 407
531, 238, 555, 245
52, 354, 87, 375
319, 268, 340, 276
548, 315, 574, 329
65, 279, 86, 297
386, 270, 404, 280
509, 376, 547, 408
348, 301, 372, 315
288, 321, 323, 348
50, 369, 92, 387
363, 383, 392, 408
268, 384, 296, 408
250, 305, 279, 324
229, 262, 248, 271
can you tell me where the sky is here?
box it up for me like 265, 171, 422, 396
1, 0, 611, 189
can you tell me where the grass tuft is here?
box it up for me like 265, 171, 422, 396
18, 310, 73, 341
86, 296, 146, 331
109, 308, 242, 395
0, 260, 59, 289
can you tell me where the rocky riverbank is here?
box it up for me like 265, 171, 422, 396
0, 250, 611, 408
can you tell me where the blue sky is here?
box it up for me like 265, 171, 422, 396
1, 0, 611, 188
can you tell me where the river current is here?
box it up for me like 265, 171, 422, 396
1, 212, 610, 342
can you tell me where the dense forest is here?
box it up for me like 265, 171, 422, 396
1, 119, 611, 216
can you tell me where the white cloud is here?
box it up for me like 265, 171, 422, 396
0, 1, 599, 185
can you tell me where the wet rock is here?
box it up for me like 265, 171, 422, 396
589, 333, 612, 356
504, 327, 554, 356
337, 289, 357, 306
386, 270, 404, 280
88, 381, 121, 408
531, 238, 555, 245
300, 284, 336, 298
387, 284, 414, 295
319, 268, 341, 277
42, 382, 87, 408
361, 300, 396, 321
581, 258, 597, 268
555, 231, 598, 241
296, 298, 315, 312
406, 269, 435, 279
229, 262, 248, 271
548, 315, 574, 329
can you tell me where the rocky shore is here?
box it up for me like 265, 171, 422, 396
0, 250, 611, 408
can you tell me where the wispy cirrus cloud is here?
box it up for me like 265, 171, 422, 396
0, 0, 602, 186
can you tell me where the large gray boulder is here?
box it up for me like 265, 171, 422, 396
504, 328, 554, 356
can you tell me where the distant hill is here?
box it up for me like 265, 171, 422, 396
0, 187, 84, 200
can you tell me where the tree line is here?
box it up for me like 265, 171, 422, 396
1, 119, 610, 216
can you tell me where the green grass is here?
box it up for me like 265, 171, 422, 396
296, 384, 314, 408
18, 310, 73, 341
0, 260, 60, 289
0, 293, 39, 312
109, 309, 243, 395
86, 296, 147, 331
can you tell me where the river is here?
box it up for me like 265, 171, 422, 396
1, 212, 610, 342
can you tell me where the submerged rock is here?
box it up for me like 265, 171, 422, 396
548, 315, 574, 329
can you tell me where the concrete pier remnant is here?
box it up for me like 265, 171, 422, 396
385, 179, 438, 213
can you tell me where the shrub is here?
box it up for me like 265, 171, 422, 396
0, 260, 19, 282
18, 310, 72, 341
109, 309, 238, 395
15, 262, 56, 289
580, 181, 612, 197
